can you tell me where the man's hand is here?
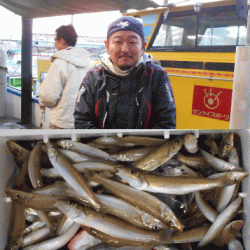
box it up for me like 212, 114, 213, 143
39, 105, 45, 111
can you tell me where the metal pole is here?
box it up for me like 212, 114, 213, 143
21, 18, 33, 126
246, 0, 250, 46
230, 0, 250, 128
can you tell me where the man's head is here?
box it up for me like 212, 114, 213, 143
105, 16, 147, 70
55, 25, 77, 51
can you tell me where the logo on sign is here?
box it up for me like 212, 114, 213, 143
203, 89, 222, 109
192, 86, 232, 121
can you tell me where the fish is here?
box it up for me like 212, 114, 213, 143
169, 224, 211, 243
111, 147, 157, 162
195, 191, 218, 223
56, 214, 75, 235
86, 243, 154, 249
33, 181, 164, 230
95, 193, 166, 231
175, 153, 207, 169
204, 138, 219, 156
181, 209, 208, 230
200, 149, 243, 172
133, 136, 184, 171
46, 141, 102, 211
56, 139, 117, 163
5, 188, 70, 210
88, 136, 165, 149
86, 172, 184, 231
83, 226, 167, 248
115, 167, 248, 195
169, 220, 243, 246
5, 202, 26, 250
228, 147, 240, 167
22, 223, 80, 250
216, 183, 238, 212
41, 161, 118, 178
212, 220, 244, 247
58, 148, 97, 163
28, 141, 44, 188
228, 238, 244, 250
55, 200, 173, 247
197, 196, 243, 248
6, 140, 30, 167
23, 221, 46, 236
218, 131, 234, 158
183, 133, 199, 154
21, 226, 52, 248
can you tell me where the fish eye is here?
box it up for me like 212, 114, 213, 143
130, 168, 136, 174
158, 167, 164, 173
15, 194, 21, 199
181, 168, 187, 174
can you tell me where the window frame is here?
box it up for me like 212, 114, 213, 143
146, 4, 246, 53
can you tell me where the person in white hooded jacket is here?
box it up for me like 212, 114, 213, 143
38, 24, 92, 129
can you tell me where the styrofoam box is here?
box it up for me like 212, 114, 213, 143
0, 129, 250, 249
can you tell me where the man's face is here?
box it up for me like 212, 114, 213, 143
54, 34, 68, 51
105, 31, 147, 70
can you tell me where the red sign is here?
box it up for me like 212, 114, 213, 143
192, 85, 232, 121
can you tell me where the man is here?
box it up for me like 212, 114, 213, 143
38, 24, 91, 129
74, 16, 176, 129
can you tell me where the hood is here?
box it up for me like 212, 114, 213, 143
52, 46, 91, 67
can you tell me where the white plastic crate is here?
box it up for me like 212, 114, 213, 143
0, 129, 249, 250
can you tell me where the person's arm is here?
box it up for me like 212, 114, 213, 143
38, 61, 64, 108
74, 71, 100, 129
152, 69, 176, 129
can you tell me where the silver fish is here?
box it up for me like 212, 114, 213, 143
197, 196, 243, 247
200, 149, 243, 172
88, 136, 165, 149
21, 226, 51, 248
115, 167, 248, 195
56, 139, 117, 162
46, 141, 102, 211
133, 136, 184, 171
55, 200, 173, 246
22, 223, 80, 250
218, 131, 234, 158
95, 193, 166, 231
86, 172, 184, 231
28, 141, 43, 188
195, 191, 218, 222
41, 161, 118, 178
111, 147, 157, 162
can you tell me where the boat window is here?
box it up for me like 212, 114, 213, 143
198, 11, 246, 46
150, 6, 246, 51
152, 15, 197, 48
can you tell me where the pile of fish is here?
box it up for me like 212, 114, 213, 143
4, 131, 248, 250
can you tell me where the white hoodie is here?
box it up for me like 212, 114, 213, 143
38, 46, 91, 128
